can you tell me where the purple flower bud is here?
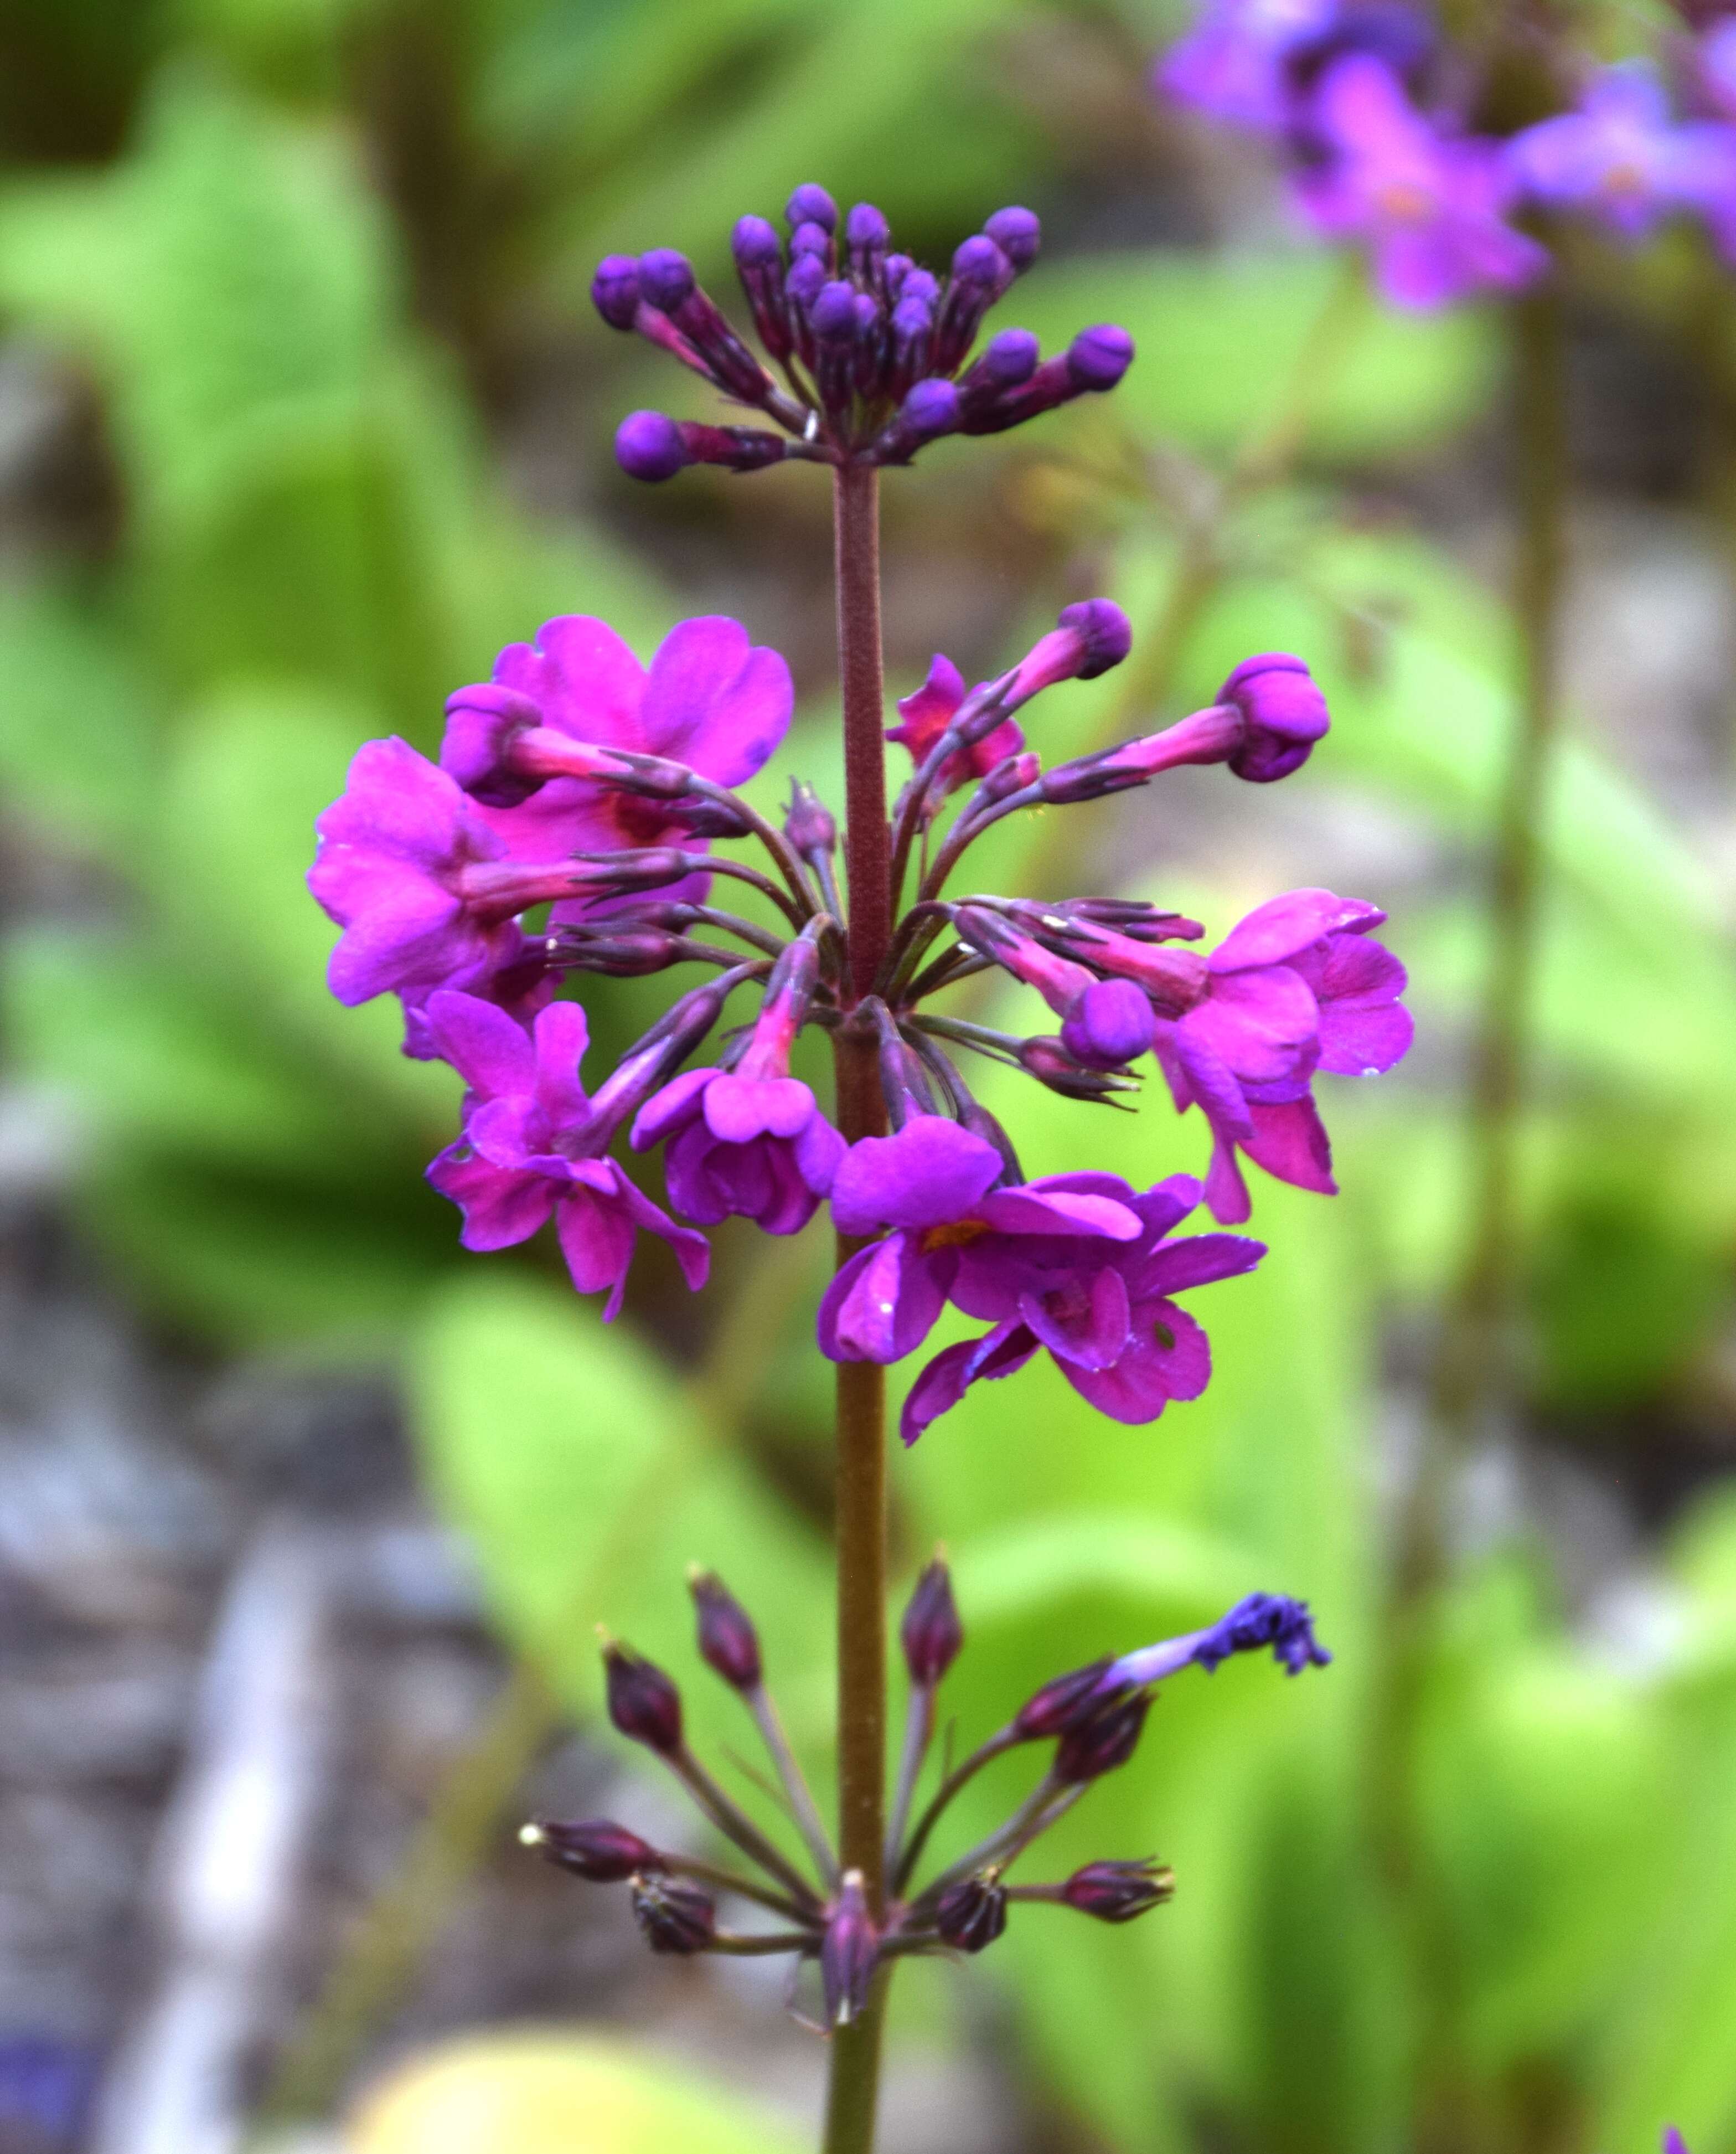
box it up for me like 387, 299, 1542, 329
1017, 1036, 1141, 1102
971, 328, 1040, 387
1053, 1693, 1151, 1784
883, 252, 914, 293
637, 247, 696, 315
631, 1873, 716, 1955
821, 1871, 881, 2027
901, 269, 941, 308
592, 254, 642, 331
602, 1640, 683, 1754
1218, 652, 1331, 782
1060, 597, 1134, 677
811, 279, 859, 342
935, 1872, 1008, 1952
985, 205, 1042, 270
1060, 978, 1155, 1070
1066, 324, 1135, 391
1014, 1656, 1118, 1739
789, 220, 833, 260
689, 1568, 763, 1691
786, 182, 839, 232
975, 748, 1041, 802
952, 233, 1011, 290
873, 1009, 940, 1130
1004, 598, 1132, 709
614, 410, 688, 482
845, 201, 891, 260
556, 925, 691, 976
785, 252, 826, 313
732, 214, 781, 268
901, 377, 960, 437
900, 1557, 964, 1684
521, 1817, 663, 1883
785, 779, 837, 857
1062, 1857, 1175, 1922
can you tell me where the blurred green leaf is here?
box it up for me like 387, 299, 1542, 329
1012, 252, 1496, 462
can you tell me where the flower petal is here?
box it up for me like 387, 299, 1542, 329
900, 1322, 1037, 1445
639, 617, 793, 785
830, 1118, 1004, 1236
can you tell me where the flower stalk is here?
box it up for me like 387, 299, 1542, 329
826, 460, 894, 2154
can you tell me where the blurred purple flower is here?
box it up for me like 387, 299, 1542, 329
1157, 0, 1339, 132
1508, 66, 1736, 239
1295, 57, 1547, 308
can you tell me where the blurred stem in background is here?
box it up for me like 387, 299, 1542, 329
1377, 284, 1570, 2154
825, 463, 893, 2154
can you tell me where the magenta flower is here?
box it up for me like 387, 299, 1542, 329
442, 614, 792, 881
893, 1168, 1266, 1443
818, 1119, 1147, 1363
1508, 67, 1736, 240
1153, 887, 1412, 1223
1296, 58, 1547, 308
817, 1120, 1262, 1440
886, 654, 1025, 798
422, 991, 708, 1318
309, 737, 604, 1008
632, 933, 845, 1235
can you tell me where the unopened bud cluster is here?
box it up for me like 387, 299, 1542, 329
596, 185, 1133, 480
523, 1562, 1329, 2025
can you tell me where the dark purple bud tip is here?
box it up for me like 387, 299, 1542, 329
1014, 1656, 1118, 1739
631, 1873, 716, 1955
936, 1871, 1008, 1952
985, 205, 1042, 269
1066, 324, 1135, 391
688, 1566, 762, 1691
787, 182, 839, 232
1058, 597, 1133, 678
591, 254, 642, 330
900, 377, 961, 439
1062, 1857, 1175, 1923
1061, 978, 1155, 1070
520, 1818, 663, 1883
811, 279, 859, 342
1018, 1036, 1141, 1102
614, 411, 689, 483
979, 328, 1040, 385
846, 201, 891, 251
952, 233, 1011, 289
637, 247, 696, 314
732, 214, 782, 268
900, 1555, 964, 1685
1053, 1693, 1152, 1784
601, 1636, 683, 1753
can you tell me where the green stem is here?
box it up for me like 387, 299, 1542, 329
825, 461, 893, 2154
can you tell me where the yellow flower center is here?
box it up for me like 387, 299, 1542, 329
919, 1219, 992, 1252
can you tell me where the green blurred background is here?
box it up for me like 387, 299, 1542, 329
3, 2, 1736, 2151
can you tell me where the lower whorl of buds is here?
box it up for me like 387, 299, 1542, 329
631, 1873, 717, 1955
